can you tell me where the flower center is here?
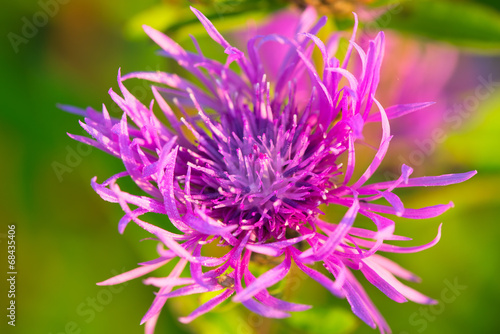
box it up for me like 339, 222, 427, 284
182, 101, 345, 241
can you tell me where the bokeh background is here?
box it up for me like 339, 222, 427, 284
1, 0, 500, 333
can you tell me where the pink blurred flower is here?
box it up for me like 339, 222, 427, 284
375, 32, 476, 142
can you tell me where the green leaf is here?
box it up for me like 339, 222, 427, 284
124, 4, 193, 39
124, 0, 286, 39
377, 0, 500, 51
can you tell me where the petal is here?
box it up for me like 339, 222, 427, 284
233, 249, 290, 318
241, 298, 290, 319
184, 211, 238, 237
233, 249, 292, 302
244, 266, 311, 312
366, 102, 435, 122
160, 283, 222, 298
378, 224, 442, 254
369, 255, 421, 283
380, 191, 405, 217
157, 146, 191, 232
360, 263, 408, 303
363, 257, 436, 304
363, 170, 477, 190
144, 313, 159, 334
351, 96, 391, 188
140, 258, 188, 324
97, 258, 171, 286
245, 233, 314, 256
291, 249, 344, 298
179, 289, 234, 323
300, 197, 359, 261
361, 202, 453, 219
190, 7, 231, 48
343, 270, 391, 333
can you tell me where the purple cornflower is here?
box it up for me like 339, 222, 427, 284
61, 7, 475, 333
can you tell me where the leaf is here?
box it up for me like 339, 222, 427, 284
124, 1, 285, 40
377, 0, 500, 51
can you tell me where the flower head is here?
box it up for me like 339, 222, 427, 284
62, 7, 476, 333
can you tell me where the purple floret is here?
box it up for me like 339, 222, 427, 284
61, 6, 476, 334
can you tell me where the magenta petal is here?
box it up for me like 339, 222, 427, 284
244, 267, 311, 312
233, 249, 292, 302
241, 298, 290, 319
351, 97, 391, 188
184, 211, 238, 237
343, 136, 356, 185
157, 146, 191, 233
343, 279, 377, 329
142, 25, 186, 61
364, 258, 436, 304
244, 244, 284, 257
160, 283, 222, 298
255, 294, 311, 312
341, 12, 359, 69
360, 263, 408, 303
118, 207, 146, 234
155, 233, 195, 262
402, 171, 478, 187
140, 258, 188, 324
190, 244, 209, 288
362, 202, 454, 219
246, 233, 314, 256
68, 132, 118, 156
97, 258, 171, 286
233, 250, 290, 318
292, 250, 343, 298
343, 271, 390, 333
379, 224, 442, 254
301, 198, 359, 261
380, 191, 405, 216
364, 170, 477, 191
366, 102, 435, 122
370, 255, 421, 283
144, 313, 160, 334
143, 277, 194, 288
179, 289, 234, 323
111, 185, 186, 240
190, 7, 231, 49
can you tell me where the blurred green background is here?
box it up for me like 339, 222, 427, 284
1, 0, 500, 333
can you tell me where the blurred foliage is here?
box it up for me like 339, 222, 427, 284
125, 0, 286, 39
377, 0, 500, 51
1, 0, 499, 334
125, 0, 500, 52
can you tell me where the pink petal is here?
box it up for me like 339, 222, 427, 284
179, 290, 234, 323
